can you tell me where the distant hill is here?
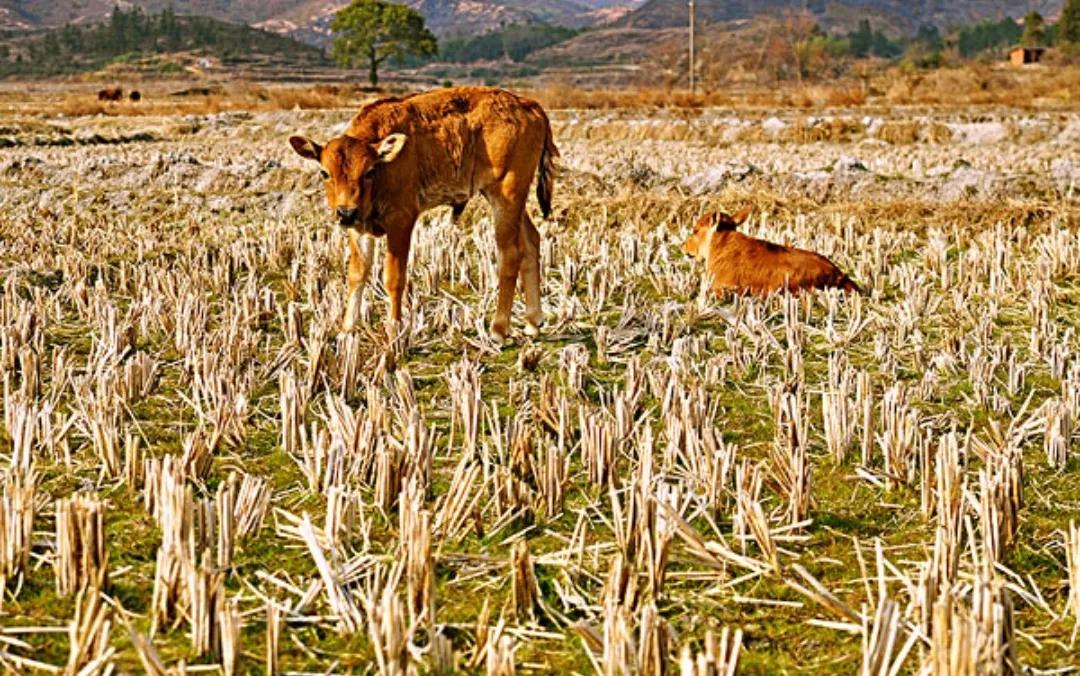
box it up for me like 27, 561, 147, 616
0, 1, 306, 28
252, 0, 643, 43
0, 0, 646, 43
620, 0, 1064, 35
536, 0, 1065, 71
0, 7, 326, 77
2, 0, 1051, 57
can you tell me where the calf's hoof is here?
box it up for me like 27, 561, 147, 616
490, 321, 510, 346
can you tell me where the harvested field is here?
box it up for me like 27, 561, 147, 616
1, 97, 1080, 673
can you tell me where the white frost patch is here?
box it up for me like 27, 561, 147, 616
938, 165, 997, 201
681, 163, 756, 195
761, 117, 787, 138
1050, 158, 1080, 192
947, 122, 1008, 145
833, 155, 867, 173
1059, 119, 1080, 143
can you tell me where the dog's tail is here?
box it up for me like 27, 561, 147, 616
536, 115, 558, 219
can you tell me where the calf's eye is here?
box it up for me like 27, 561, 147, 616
319, 169, 330, 180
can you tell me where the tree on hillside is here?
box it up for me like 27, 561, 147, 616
783, 9, 818, 83
1061, 0, 1080, 46
847, 19, 901, 58
957, 17, 1021, 57
330, 0, 437, 86
905, 23, 944, 68
1022, 12, 1045, 46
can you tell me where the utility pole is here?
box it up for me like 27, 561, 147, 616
688, 0, 695, 92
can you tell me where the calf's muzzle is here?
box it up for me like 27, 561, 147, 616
336, 206, 360, 227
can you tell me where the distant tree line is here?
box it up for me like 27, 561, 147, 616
956, 18, 1023, 56
844, 19, 902, 58
799, 7, 1080, 76
441, 2, 1080, 70
0, 6, 326, 77
439, 24, 581, 63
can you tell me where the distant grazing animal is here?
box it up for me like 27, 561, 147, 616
129, 90, 142, 102
97, 87, 123, 102
684, 208, 859, 296
289, 86, 558, 342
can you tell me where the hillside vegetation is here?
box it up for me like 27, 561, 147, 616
0, 6, 327, 78
619, 0, 1062, 34
440, 23, 581, 63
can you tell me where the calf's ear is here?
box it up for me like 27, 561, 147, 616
712, 212, 738, 232
374, 133, 407, 164
289, 136, 322, 161
731, 207, 752, 226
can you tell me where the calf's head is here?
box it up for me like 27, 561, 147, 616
288, 133, 408, 229
683, 207, 752, 258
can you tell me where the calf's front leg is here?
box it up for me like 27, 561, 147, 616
341, 229, 375, 334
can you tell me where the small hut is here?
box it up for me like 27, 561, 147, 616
1009, 46, 1045, 66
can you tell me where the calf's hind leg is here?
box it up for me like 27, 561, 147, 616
383, 226, 412, 330
519, 213, 542, 337
485, 181, 528, 343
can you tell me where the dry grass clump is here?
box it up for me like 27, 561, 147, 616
555, 190, 1070, 237
54, 493, 108, 596
781, 84, 869, 109
883, 64, 1080, 107
0, 471, 36, 595
785, 117, 864, 143
42, 83, 363, 119
58, 96, 112, 118
17, 61, 1080, 123
263, 84, 358, 110
526, 86, 738, 110
726, 117, 866, 144
533, 64, 1078, 110
822, 85, 868, 107
528, 82, 869, 111
874, 120, 953, 145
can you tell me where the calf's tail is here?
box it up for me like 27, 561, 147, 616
536, 116, 558, 219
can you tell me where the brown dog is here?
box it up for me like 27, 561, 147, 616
683, 208, 859, 296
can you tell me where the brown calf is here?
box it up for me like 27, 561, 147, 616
684, 209, 859, 296
97, 87, 123, 102
289, 86, 558, 342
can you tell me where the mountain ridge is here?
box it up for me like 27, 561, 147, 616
0, 0, 642, 42
620, 0, 1065, 34
0, 0, 1066, 48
